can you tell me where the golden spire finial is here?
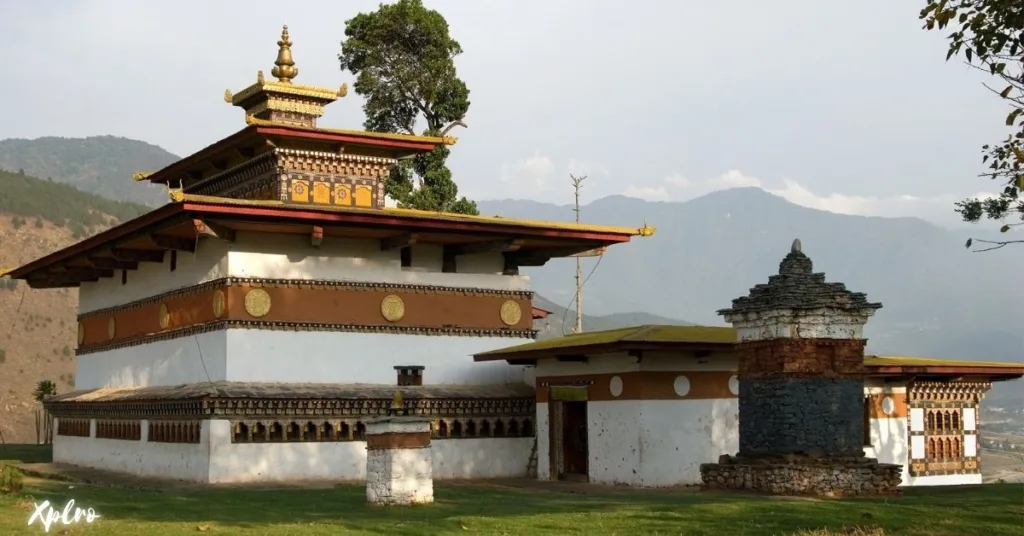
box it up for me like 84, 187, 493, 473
638, 219, 656, 237
271, 25, 298, 83
223, 89, 233, 103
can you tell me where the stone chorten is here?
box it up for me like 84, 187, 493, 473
700, 239, 902, 496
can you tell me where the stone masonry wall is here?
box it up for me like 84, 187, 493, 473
701, 456, 902, 497
739, 378, 865, 457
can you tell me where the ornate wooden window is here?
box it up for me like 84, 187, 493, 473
57, 419, 90, 437
907, 381, 987, 477
96, 419, 142, 441
149, 421, 201, 444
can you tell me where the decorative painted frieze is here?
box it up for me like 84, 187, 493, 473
75, 278, 535, 354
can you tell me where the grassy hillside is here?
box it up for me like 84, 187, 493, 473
0, 168, 152, 240
0, 135, 179, 206
0, 171, 151, 443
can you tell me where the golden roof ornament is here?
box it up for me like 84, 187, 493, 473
638, 219, 657, 237
223, 89, 233, 103
337, 83, 348, 98
390, 390, 404, 415
271, 25, 298, 83
257, 70, 265, 84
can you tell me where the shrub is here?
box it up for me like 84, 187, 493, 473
0, 466, 24, 494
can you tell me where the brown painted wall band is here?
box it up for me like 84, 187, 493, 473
78, 282, 532, 349
535, 370, 736, 402
366, 431, 431, 449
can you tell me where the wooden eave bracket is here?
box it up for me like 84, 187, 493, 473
381, 232, 419, 251
311, 226, 324, 248
193, 218, 236, 243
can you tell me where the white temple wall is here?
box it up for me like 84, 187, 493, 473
535, 402, 551, 480
586, 401, 643, 486
53, 420, 530, 483
638, 399, 739, 486
78, 241, 231, 314
224, 329, 530, 385
205, 421, 531, 483
226, 232, 528, 290
78, 232, 530, 314
52, 419, 211, 482
75, 331, 228, 389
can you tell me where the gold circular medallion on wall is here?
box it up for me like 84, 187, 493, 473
380, 294, 406, 322
158, 303, 170, 330
244, 288, 272, 318
499, 300, 522, 326
212, 289, 226, 319
77, 323, 85, 345
107, 317, 116, 340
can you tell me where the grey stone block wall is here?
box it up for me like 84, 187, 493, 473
738, 378, 865, 457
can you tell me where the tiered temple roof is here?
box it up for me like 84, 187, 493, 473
7, 25, 655, 288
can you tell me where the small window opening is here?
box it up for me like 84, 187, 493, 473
169, 250, 178, 272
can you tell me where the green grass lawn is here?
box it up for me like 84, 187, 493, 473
2, 445, 1022, 535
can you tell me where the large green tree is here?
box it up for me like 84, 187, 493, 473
921, 1, 1024, 250
339, 0, 478, 215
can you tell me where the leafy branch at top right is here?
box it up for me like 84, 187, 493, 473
921, 1, 1024, 250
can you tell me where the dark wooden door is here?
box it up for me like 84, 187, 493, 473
561, 401, 588, 478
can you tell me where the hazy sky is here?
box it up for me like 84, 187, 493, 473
0, 0, 1010, 227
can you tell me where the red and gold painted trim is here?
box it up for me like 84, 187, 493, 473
865, 392, 909, 419
535, 370, 736, 403
76, 278, 534, 354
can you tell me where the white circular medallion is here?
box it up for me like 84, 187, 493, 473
881, 396, 895, 416
728, 375, 740, 396
673, 375, 691, 397
609, 376, 623, 397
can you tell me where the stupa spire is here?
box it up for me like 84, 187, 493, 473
271, 25, 298, 83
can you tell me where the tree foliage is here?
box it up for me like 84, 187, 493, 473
339, 0, 478, 214
32, 380, 57, 403
921, 1, 1024, 249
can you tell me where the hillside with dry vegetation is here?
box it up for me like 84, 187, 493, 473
0, 169, 152, 443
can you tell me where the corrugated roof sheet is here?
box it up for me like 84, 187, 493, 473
475, 325, 737, 356
48, 381, 535, 403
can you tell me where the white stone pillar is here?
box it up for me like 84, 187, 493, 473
365, 416, 434, 506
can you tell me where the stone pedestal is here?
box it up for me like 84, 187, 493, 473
700, 239, 902, 497
365, 416, 434, 506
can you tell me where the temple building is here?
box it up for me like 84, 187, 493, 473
5, 27, 653, 483
474, 242, 1024, 491
7, 27, 1022, 491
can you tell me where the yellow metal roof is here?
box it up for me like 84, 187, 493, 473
863, 356, 1024, 369
476, 324, 1024, 371
174, 193, 654, 236
244, 117, 457, 146
475, 325, 737, 357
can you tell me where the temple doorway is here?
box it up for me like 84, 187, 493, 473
547, 385, 590, 482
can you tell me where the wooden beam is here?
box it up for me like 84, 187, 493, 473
310, 226, 324, 248
449, 239, 524, 256
86, 257, 138, 271
210, 159, 228, 171
502, 252, 520, 276
186, 170, 204, 181
151, 234, 196, 252
555, 355, 589, 363
192, 218, 236, 242
236, 146, 256, 159
381, 232, 419, 251
110, 249, 165, 263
